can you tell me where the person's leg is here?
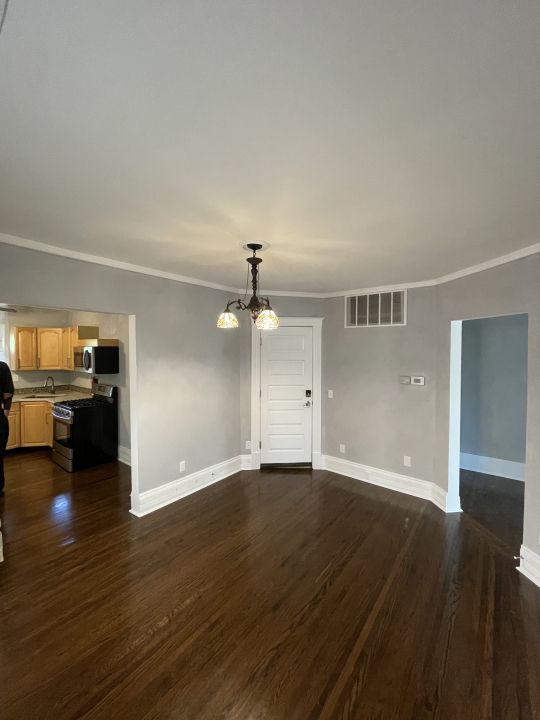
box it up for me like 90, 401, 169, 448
0, 414, 9, 496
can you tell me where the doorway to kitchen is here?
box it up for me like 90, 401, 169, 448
0, 303, 137, 559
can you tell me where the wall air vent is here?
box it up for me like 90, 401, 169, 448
345, 290, 407, 328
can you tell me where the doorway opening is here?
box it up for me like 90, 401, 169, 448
448, 314, 528, 553
0, 303, 138, 560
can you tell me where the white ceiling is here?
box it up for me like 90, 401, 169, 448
1, 1, 539, 293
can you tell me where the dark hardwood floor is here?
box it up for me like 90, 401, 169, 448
1, 450, 540, 719
460, 468, 525, 553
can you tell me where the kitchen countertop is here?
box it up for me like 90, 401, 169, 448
11, 391, 90, 405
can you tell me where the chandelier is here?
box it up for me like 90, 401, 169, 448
217, 243, 279, 330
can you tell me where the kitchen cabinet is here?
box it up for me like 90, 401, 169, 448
14, 327, 37, 371
6, 407, 21, 450
37, 328, 63, 370
62, 327, 74, 370
46, 405, 53, 447
20, 402, 51, 447
11, 325, 101, 371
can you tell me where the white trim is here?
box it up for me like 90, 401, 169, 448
2, 232, 539, 298
130, 455, 244, 517
118, 445, 131, 466
128, 315, 141, 515
240, 454, 252, 470
251, 317, 323, 470
460, 453, 525, 482
447, 321, 463, 514
518, 545, 540, 588
322, 455, 461, 513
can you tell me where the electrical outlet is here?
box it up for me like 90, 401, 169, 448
179, 460, 186, 473
12, 373, 19, 382
328, 389, 334, 399
404, 455, 411, 468
245, 440, 251, 450
339, 443, 346, 454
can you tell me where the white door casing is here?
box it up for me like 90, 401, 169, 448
250, 317, 323, 470
260, 326, 313, 464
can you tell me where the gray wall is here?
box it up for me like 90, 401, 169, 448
321, 255, 540, 553
0, 243, 241, 498
322, 288, 438, 482
460, 314, 528, 463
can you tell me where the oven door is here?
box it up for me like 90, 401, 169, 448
53, 416, 74, 459
73, 346, 94, 373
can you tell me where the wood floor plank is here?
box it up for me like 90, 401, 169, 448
0, 451, 539, 719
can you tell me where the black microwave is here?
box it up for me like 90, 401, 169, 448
73, 346, 119, 374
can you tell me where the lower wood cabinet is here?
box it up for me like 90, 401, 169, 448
20, 402, 51, 447
6, 407, 21, 450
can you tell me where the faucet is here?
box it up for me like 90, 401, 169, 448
43, 376, 56, 394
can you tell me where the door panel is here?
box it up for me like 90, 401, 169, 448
37, 328, 63, 369
21, 402, 49, 446
15, 328, 37, 370
260, 326, 313, 464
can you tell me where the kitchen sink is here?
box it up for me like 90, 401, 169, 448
21, 394, 67, 399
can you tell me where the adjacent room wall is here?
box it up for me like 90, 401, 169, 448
460, 314, 528, 468
0, 243, 241, 507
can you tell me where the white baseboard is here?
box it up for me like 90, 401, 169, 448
131, 455, 244, 517
518, 545, 540, 588
118, 445, 131, 466
322, 455, 461, 513
460, 452, 525, 481
240, 454, 252, 470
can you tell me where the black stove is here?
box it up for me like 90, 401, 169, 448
52, 384, 118, 472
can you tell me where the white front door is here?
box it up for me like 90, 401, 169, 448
260, 326, 313, 464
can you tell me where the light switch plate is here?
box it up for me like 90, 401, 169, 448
399, 376, 411, 385
328, 389, 334, 399
411, 376, 425, 386
245, 440, 251, 450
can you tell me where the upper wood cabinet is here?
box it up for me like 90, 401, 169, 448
11, 324, 100, 371
20, 402, 50, 447
37, 328, 63, 370
14, 327, 37, 370
62, 327, 74, 370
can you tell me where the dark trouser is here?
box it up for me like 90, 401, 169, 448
0, 413, 8, 493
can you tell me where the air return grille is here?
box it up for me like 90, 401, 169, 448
345, 290, 407, 327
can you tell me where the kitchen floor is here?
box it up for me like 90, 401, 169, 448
1, 457, 539, 719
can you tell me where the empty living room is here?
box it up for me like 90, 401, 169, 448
0, 2, 539, 719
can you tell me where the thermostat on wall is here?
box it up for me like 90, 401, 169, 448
411, 376, 425, 386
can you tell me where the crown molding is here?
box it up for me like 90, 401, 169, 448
1, 232, 539, 299
0, 233, 239, 293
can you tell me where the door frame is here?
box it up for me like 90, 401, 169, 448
250, 317, 323, 470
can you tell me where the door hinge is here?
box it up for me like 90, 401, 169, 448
259, 440, 262, 449
260, 335, 262, 346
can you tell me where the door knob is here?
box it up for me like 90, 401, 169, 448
303, 400, 311, 407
